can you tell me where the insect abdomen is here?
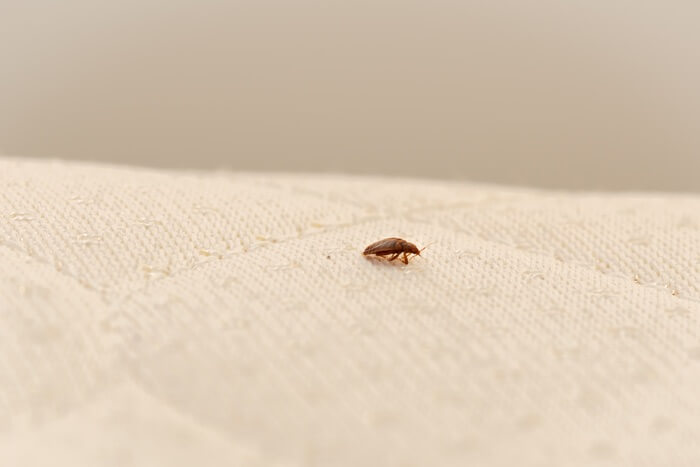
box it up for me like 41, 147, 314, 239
363, 238, 403, 255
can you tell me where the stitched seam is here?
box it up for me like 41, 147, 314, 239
402, 216, 700, 305
0, 241, 105, 299
110, 213, 700, 308
5, 179, 697, 305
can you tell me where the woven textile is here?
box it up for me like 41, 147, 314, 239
1, 157, 700, 466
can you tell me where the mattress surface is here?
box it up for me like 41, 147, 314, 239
2, 157, 700, 466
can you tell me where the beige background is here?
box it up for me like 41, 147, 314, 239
1, 0, 699, 191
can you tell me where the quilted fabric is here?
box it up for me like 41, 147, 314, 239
1, 157, 700, 466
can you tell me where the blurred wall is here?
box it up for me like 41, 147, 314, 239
1, 0, 699, 191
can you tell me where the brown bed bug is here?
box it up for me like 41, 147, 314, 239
363, 237, 425, 264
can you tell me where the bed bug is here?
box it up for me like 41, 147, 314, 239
363, 237, 425, 264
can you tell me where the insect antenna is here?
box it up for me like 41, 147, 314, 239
418, 242, 435, 255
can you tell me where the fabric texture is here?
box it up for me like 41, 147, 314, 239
1, 157, 700, 467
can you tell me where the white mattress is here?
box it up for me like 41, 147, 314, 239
2, 157, 700, 466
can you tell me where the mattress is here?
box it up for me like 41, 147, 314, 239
2, 157, 700, 466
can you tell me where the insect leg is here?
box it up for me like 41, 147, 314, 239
387, 252, 400, 262
401, 252, 409, 264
